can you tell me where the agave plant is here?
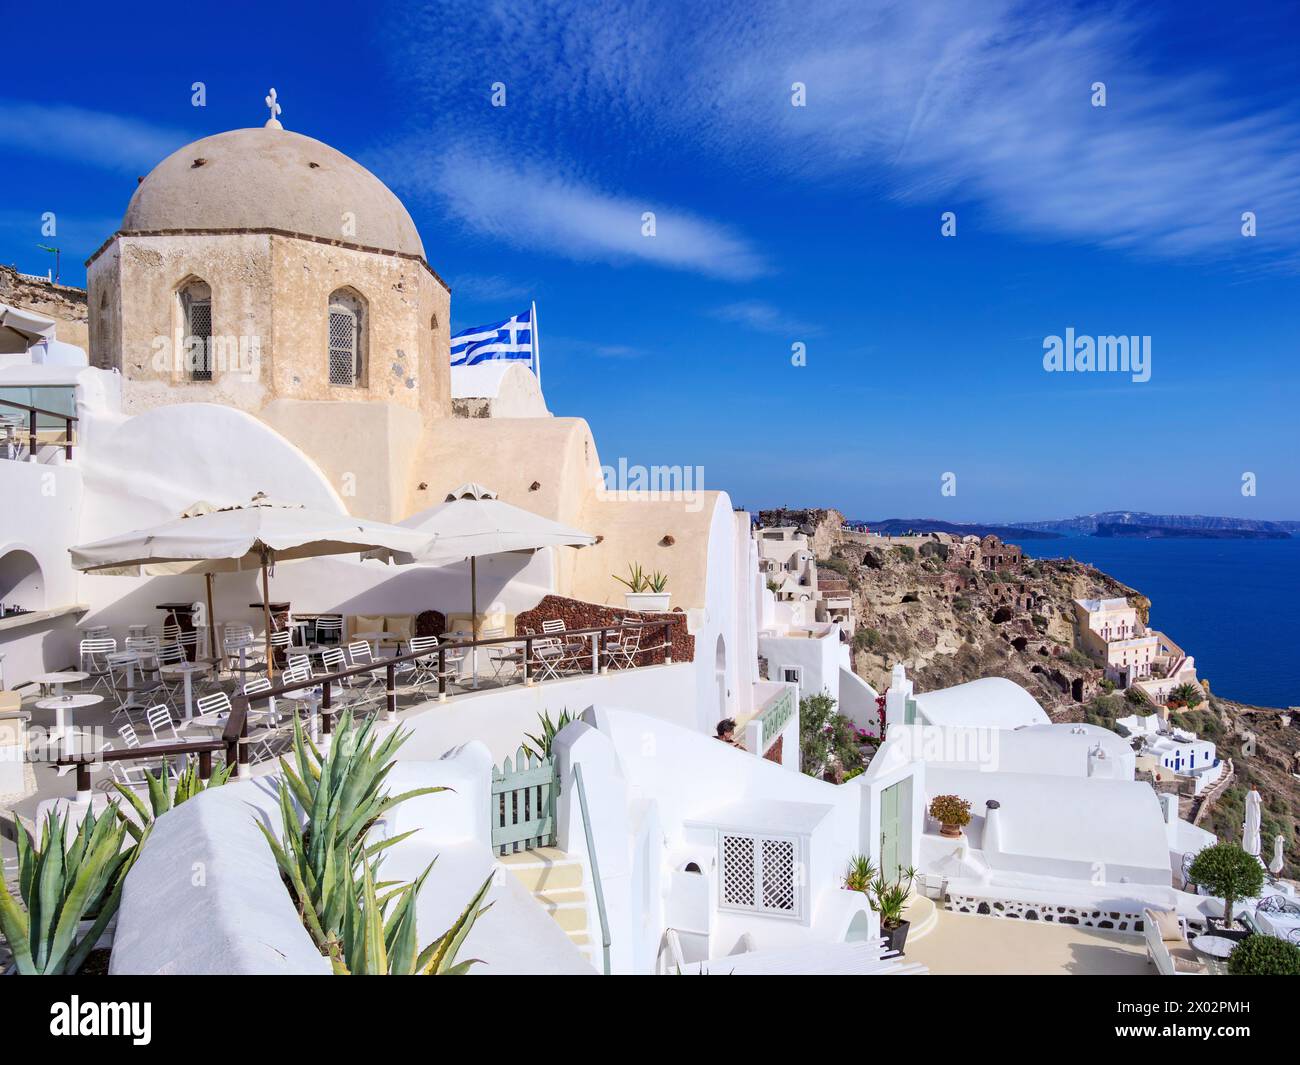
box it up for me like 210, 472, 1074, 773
645, 570, 669, 593
0, 804, 136, 975
523, 708, 578, 760
842, 853, 877, 893
335, 856, 494, 975
112, 756, 234, 842
612, 563, 652, 593
257, 710, 492, 974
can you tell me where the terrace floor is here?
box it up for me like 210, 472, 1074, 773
903, 906, 1152, 975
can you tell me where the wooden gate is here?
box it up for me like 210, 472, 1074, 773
491, 747, 558, 855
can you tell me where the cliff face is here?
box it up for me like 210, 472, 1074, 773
828, 535, 1139, 719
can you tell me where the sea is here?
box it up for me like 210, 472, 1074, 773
1019, 536, 1299, 710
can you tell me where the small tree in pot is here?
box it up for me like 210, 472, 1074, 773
842, 856, 916, 954
929, 794, 972, 839
1187, 842, 1265, 931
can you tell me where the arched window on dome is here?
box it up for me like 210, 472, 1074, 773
327, 288, 368, 387
178, 278, 213, 381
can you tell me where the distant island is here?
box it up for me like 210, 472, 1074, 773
850, 511, 1297, 541
1095, 522, 1290, 540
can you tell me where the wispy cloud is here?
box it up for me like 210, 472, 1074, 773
385, 141, 767, 280
709, 301, 822, 336
546, 333, 644, 360
394, 1, 1300, 266
0, 100, 187, 173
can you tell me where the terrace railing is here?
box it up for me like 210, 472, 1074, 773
754, 684, 796, 755
56, 620, 674, 793
0, 397, 77, 462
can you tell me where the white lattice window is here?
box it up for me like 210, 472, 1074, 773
719, 832, 802, 919
179, 279, 212, 381
328, 288, 366, 387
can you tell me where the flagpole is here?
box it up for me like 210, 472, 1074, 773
531, 300, 541, 386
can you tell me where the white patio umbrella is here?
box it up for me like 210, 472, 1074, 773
1243, 786, 1263, 859
387, 483, 597, 679
1269, 834, 1285, 877
71, 493, 431, 679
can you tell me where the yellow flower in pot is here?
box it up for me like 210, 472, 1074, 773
929, 794, 972, 839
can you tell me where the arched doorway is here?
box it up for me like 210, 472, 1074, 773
0, 549, 44, 611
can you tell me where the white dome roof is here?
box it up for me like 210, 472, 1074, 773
122, 127, 425, 259
913, 677, 1050, 729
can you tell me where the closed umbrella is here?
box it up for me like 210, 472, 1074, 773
388, 483, 596, 681
1269, 834, 1285, 877
71, 493, 430, 680
1243, 786, 1263, 859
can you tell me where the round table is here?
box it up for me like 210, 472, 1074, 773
161, 661, 210, 720
34, 671, 89, 697
35, 693, 104, 741
1191, 934, 1237, 959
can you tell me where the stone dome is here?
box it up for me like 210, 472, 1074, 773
121, 127, 425, 259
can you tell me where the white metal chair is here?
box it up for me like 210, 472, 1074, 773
480, 626, 524, 682
605, 624, 643, 670
313, 615, 344, 645
525, 627, 573, 682
80, 637, 118, 693
540, 619, 587, 673
403, 635, 463, 693
107, 650, 165, 722
145, 703, 185, 744
116, 722, 177, 782
239, 678, 286, 760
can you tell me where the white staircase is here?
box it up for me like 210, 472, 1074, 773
498, 847, 595, 963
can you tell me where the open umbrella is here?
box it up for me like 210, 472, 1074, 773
1243, 786, 1263, 859
388, 483, 596, 680
71, 493, 431, 679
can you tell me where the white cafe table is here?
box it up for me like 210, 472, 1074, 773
34, 671, 89, 697
160, 661, 210, 720
35, 692, 104, 741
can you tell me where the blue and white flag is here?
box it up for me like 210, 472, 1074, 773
449, 304, 538, 372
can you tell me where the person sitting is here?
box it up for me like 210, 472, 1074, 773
715, 717, 746, 751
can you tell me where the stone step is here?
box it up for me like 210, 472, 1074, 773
497, 847, 584, 892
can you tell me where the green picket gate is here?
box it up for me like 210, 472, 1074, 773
491, 747, 558, 855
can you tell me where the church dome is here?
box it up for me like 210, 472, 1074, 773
121, 127, 425, 259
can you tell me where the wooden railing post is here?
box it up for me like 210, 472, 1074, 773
524, 637, 533, 686
198, 749, 212, 781
320, 679, 332, 741
663, 621, 673, 664
438, 647, 447, 702
64, 417, 74, 461
75, 760, 91, 800
599, 628, 609, 675
237, 705, 251, 779
386, 661, 397, 719
27, 409, 37, 461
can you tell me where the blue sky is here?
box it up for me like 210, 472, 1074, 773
1, 0, 1297, 521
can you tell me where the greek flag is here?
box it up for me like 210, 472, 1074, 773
449, 303, 538, 373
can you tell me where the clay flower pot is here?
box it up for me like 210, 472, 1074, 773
939, 823, 963, 839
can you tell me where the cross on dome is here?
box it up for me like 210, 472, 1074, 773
264, 87, 283, 130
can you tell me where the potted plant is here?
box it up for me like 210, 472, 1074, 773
1187, 842, 1265, 934
614, 563, 670, 612
929, 794, 972, 839
842, 857, 916, 954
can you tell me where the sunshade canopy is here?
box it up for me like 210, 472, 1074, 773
71, 493, 431, 573
392, 482, 596, 564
